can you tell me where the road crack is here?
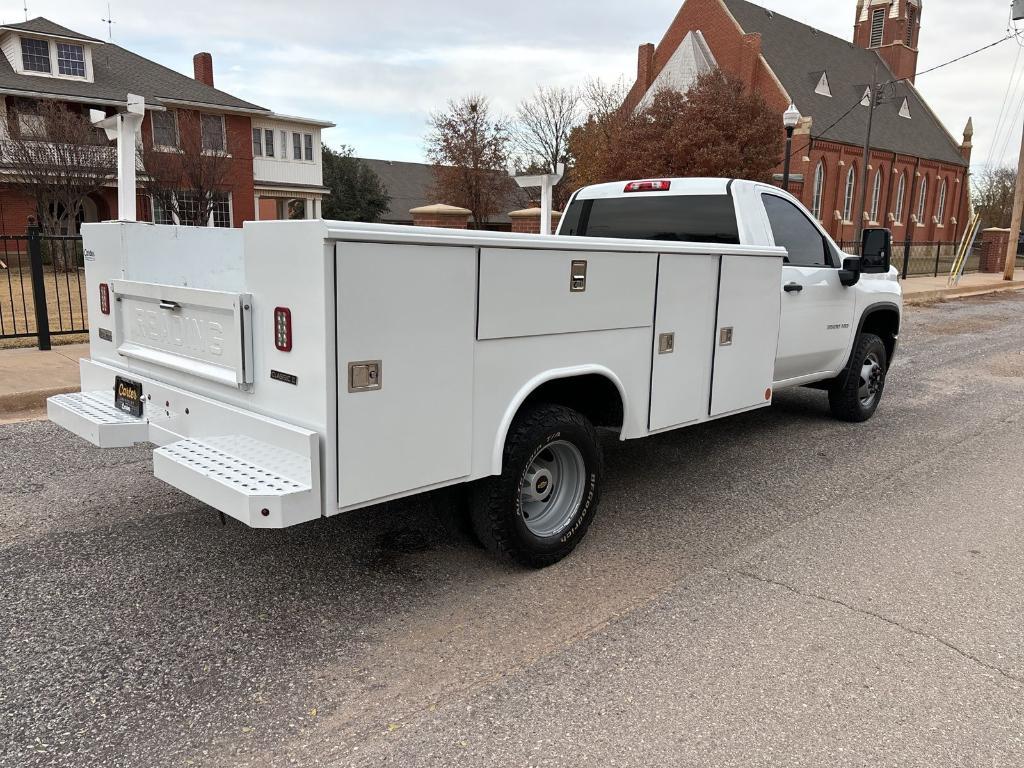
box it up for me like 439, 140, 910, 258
728, 567, 1024, 688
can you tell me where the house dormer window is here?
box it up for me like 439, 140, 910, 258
56, 42, 85, 76
21, 38, 51, 72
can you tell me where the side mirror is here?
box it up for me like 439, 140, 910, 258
861, 227, 892, 274
839, 256, 862, 287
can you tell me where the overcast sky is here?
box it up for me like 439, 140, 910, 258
4, 0, 1020, 170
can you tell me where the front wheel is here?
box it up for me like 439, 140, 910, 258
471, 404, 602, 568
828, 332, 888, 422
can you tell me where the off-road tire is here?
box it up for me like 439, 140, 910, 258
828, 332, 888, 423
471, 404, 602, 568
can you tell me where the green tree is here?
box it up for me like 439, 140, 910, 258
321, 146, 390, 222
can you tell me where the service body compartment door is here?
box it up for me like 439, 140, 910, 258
649, 253, 719, 430
335, 242, 476, 508
477, 248, 656, 340
710, 255, 783, 417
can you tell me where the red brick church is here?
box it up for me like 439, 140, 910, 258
624, 0, 972, 244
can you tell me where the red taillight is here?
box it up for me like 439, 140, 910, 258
99, 283, 110, 315
624, 180, 672, 193
274, 307, 292, 352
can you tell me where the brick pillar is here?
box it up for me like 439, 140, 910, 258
979, 228, 1011, 273
509, 208, 562, 234
409, 204, 472, 229
193, 52, 214, 87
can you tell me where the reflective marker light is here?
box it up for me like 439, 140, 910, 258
274, 307, 292, 352
624, 180, 672, 193
99, 283, 110, 315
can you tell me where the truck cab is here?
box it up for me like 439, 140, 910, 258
558, 178, 902, 394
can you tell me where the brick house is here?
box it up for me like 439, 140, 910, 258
0, 18, 331, 233
624, 0, 972, 245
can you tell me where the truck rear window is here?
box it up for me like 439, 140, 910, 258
560, 195, 740, 244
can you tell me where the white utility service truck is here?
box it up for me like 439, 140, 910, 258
49, 178, 901, 567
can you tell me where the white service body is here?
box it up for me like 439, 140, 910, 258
48, 179, 901, 530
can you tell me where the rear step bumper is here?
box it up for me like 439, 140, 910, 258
48, 359, 321, 529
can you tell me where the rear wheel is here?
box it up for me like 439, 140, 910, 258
828, 332, 888, 422
471, 404, 602, 568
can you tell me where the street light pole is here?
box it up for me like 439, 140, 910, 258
782, 103, 801, 192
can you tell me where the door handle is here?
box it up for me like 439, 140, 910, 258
159, 300, 181, 311
784, 283, 804, 293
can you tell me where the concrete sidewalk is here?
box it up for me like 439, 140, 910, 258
0, 343, 86, 423
901, 268, 1024, 304
0, 270, 1021, 423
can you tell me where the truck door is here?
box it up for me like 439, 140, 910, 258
761, 194, 855, 383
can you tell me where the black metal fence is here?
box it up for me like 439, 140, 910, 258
0, 228, 87, 349
839, 239, 1024, 278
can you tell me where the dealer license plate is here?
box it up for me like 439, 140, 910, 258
114, 376, 144, 417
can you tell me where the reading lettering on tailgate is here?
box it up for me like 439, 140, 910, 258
131, 307, 225, 357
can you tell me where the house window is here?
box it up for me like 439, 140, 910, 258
811, 161, 825, 221
916, 176, 928, 223
56, 43, 85, 77
200, 114, 226, 152
14, 101, 46, 139
152, 110, 178, 148
893, 173, 906, 223
870, 8, 886, 47
212, 194, 231, 227
280, 131, 288, 160
843, 166, 856, 222
304, 133, 313, 161
21, 38, 51, 73
870, 169, 883, 223
265, 129, 275, 157
936, 178, 947, 224
252, 128, 262, 157
152, 197, 174, 225
292, 132, 301, 160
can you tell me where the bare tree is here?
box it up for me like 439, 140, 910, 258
2, 99, 116, 238
426, 95, 515, 228
514, 85, 580, 173
972, 165, 1016, 230
138, 110, 233, 226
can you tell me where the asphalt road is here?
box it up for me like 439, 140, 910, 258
2, 293, 1023, 767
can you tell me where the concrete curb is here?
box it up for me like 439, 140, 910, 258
0, 385, 78, 422
904, 281, 1024, 306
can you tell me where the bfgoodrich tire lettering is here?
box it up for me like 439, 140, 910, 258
471, 404, 602, 568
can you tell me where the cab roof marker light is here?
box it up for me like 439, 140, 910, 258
624, 180, 672, 193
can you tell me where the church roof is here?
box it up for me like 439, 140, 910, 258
720, 0, 966, 167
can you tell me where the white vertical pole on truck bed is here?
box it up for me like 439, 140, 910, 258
515, 163, 565, 236
91, 94, 145, 222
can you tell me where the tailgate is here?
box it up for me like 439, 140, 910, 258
111, 280, 254, 389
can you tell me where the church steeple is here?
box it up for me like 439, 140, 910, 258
854, 0, 922, 83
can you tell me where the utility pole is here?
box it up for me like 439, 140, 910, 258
855, 63, 879, 245
1005, 122, 1024, 280
1006, 2, 1024, 280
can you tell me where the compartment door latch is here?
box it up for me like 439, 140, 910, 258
348, 360, 382, 392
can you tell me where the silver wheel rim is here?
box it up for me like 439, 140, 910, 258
519, 440, 586, 538
858, 351, 884, 408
